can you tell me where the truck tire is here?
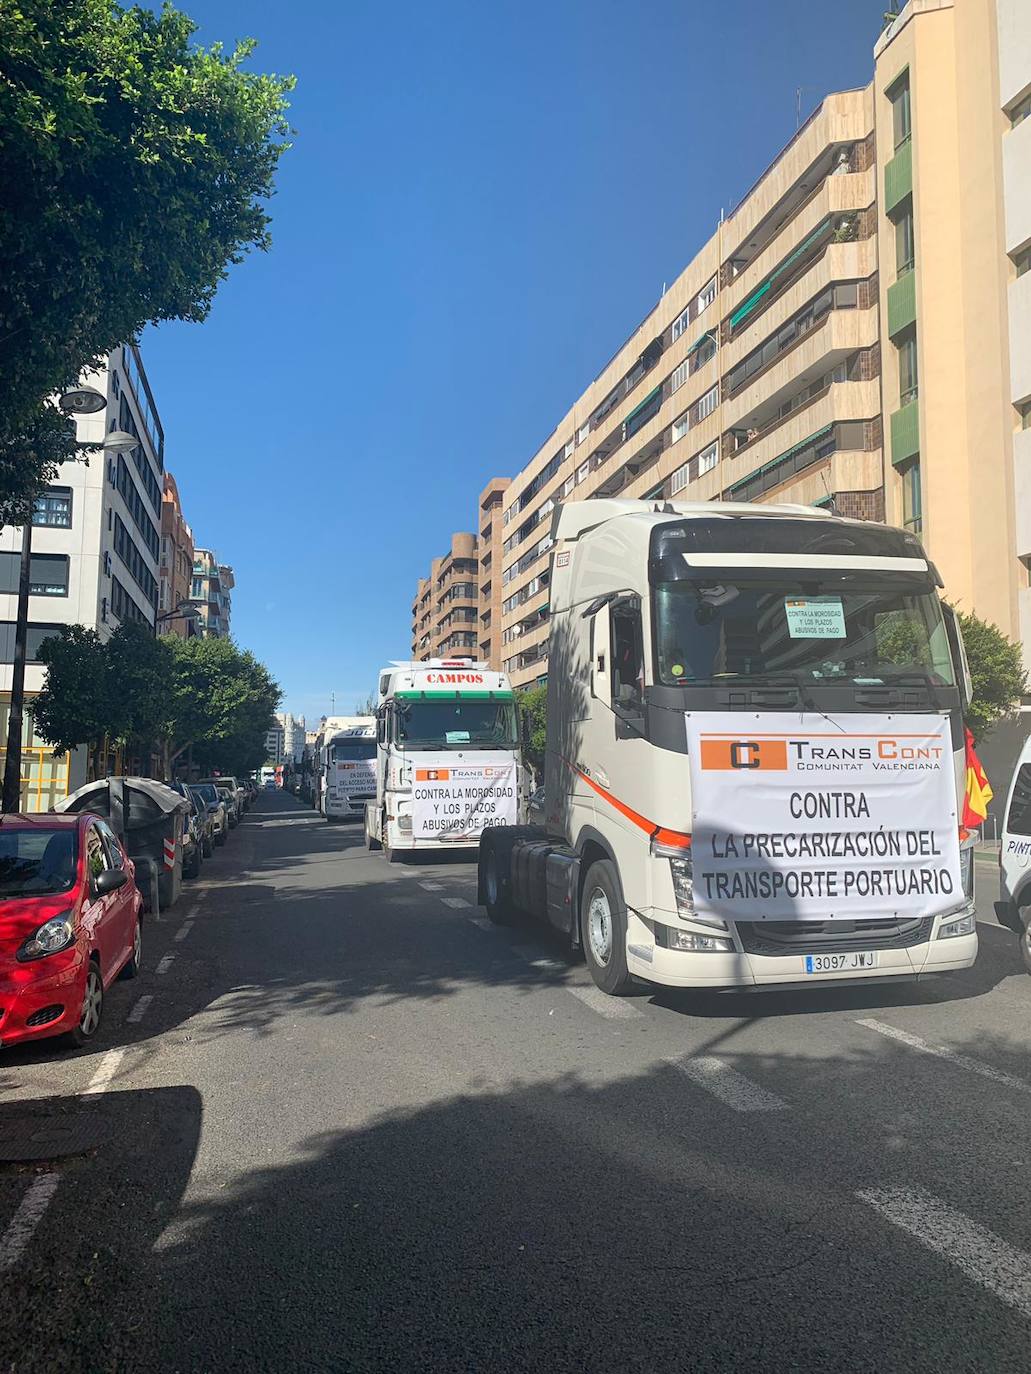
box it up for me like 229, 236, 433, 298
1021, 918, 1031, 976
382, 814, 403, 864
481, 835, 518, 925
364, 814, 381, 851
580, 859, 633, 996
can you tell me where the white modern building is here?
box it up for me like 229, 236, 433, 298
264, 721, 285, 765
275, 711, 307, 763
998, 0, 1031, 668
0, 343, 164, 808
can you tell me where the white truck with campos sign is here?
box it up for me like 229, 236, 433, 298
477, 499, 978, 996
364, 660, 521, 861
322, 720, 376, 821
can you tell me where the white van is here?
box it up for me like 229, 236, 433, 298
997, 734, 1031, 972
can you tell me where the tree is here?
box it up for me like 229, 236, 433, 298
31, 626, 116, 775
0, 407, 84, 528
517, 685, 547, 778
163, 635, 281, 776
958, 612, 1027, 741
353, 694, 377, 715
0, 0, 294, 515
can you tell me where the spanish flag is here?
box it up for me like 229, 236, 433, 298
962, 726, 993, 829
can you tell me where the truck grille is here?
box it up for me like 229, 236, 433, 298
736, 916, 934, 956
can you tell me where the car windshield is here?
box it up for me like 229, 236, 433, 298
652, 577, 956, 687
331, 741, 376, 762
0, 827, 78, 899
394, 699, 518, 751
192, 784, 219, 806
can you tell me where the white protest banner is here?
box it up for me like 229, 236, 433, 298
411, 757, 517, 841
686, 712, 962, 922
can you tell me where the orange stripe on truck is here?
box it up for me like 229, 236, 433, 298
568, 761, 691, 849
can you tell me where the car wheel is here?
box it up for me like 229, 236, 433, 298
63, 960, 104, 1047
186, 850, 201, 879
202, 835, 213, 859
215, 828, 227, 847
580, 859, 633, 996
120, 916, 143, 979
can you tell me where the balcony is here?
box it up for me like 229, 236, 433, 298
890, 397, 920, 466
884, 138, 913, 216
887, 269, 916, 339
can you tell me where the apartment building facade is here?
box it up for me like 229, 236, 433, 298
159, 471, 196, 635
996, 0, 1031, 666
190, 549, 235, 638
0, 343, 165, 806
410, 532, 480, 660
275, 711, 307, 763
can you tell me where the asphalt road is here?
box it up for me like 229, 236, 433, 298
2, 790, 1030, 1372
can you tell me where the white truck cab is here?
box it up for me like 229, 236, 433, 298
364, 659, 521, 861
996, 734, 1031, 973
322, 721, 376, 821
479, 499, 978, 995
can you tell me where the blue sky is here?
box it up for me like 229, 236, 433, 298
142, 0, 885, 722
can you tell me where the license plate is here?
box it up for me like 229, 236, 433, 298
803, 951, 879, 974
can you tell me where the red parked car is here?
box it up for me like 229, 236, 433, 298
0, 813, 143, 1049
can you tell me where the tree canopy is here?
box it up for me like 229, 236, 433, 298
0, 0, 294, 515
516, 685, 547, 778
32, 625, 280, 778
958, 611, 1027, 741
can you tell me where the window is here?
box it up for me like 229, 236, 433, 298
0, 623, 61, 663
113, 515, 158, 607
563, 440, 575, 459
672, 411, 690, 445
33, 488, 72, 529
902, 460, 922, 533
671, 308, 690, 342
889, 72, 911, 150
671, 358, 690, 393
96, 820, 126, 871
697, 441, 719, 476
577, 423, 590, 446
1015, 247, 1031, 278
85, 826, 106, 885
562, 476, 574, 497
0, 552, 69, 596
898, 332, 919, 404
895, 208, 914, 275
696, 277, 717, 313
110, 575, 151, 627
696, 385, 718, 421
116, 457, 160, 560
1010, 93, 1031, 128
577, 461, 589, 484
671, 462, 690, 496
610, 598, 644, 716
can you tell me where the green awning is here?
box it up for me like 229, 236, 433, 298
729, 424, 834, 494
687, 331, 716, 354
622, 385, 662, 427
728, 217, 833, 330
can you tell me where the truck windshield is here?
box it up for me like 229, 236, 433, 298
331, 742, 376, 762
653, 577, 955, 687
395, 700, 518, 751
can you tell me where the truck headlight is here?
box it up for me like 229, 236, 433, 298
937, 910, 976, 940
669, 856, 694, 912
398, 814, 412, 833
657, 922, 734, 953
960, 847, 974, 901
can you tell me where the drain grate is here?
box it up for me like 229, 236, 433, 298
0, 1111, 110, 1162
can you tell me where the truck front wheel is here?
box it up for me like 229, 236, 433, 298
482, 839, 518, 925
580, 859, 633, 996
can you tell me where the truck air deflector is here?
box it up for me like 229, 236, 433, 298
565, 758, 690, 849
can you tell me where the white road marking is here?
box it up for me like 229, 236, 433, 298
672, 1055, 789, 1112
174, 922, 193, 942
0, 1174, 60, 1272
856, 1018, 1031, 1096
567, 984, 645, 1019
441, 896, 471, 909
528, 957, 566, 974
155, 953, 175, 975
468, 916, 494, 932
857, 1185, 1031, 1319
419, 882, 443, 891
82, 1048, 125, 1097
127, 994, 153, 1024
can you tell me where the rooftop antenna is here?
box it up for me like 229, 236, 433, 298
795, 85, 820, 130
819, 468, 840, 516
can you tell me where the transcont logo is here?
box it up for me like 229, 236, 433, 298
700, 739, 788, 771
425, 672, 485, 684
416, 768, 450, 781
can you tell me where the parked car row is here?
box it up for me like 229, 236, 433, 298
0, 775, 258, 1052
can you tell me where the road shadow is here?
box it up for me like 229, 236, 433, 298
21, 1047, 1023, 1373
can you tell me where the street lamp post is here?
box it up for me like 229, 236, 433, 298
2, 396, 134, 813
156, 601, 201, 629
